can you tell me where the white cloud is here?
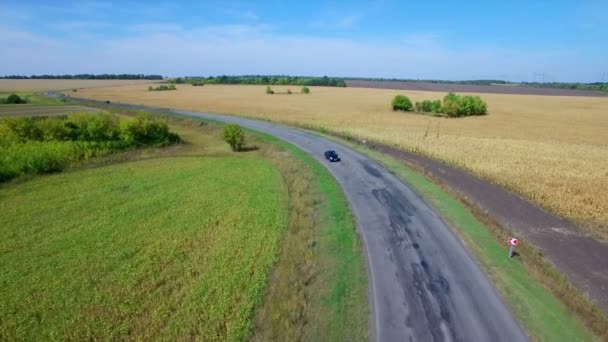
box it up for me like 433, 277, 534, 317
0, 23, 605, 82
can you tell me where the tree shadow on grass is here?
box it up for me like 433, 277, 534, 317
240, 145, 259, 152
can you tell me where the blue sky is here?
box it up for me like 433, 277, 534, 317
1, 1, 607, 82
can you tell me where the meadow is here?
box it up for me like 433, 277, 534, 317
75, 84, 608, 238
0, 109, 367, 341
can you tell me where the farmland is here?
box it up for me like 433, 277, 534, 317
75, 84, 608, 238
0, 79, 154, 92
0, 110, 367, 340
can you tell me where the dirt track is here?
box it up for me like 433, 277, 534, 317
345, 80, 608, 97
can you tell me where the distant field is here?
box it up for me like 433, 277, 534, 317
0, 105, 100, 116
0, 79, 154, 92
75, 84, 608, 237
345, 80, 608, 97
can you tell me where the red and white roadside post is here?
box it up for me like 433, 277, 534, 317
508, 237, 518, 258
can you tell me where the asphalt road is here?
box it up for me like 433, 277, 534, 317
65, 97, 528, 341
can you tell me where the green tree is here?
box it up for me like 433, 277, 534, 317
301, 86, 310, 94
221, 124, 245, 151
391, 95, 413, 111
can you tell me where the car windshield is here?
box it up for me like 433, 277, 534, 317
327, 151, 336, 155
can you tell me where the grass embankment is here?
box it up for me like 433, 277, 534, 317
250, 131, 367, 342
75, 84, 608, 237
326, 135, 607, 341
0, 110, 367, 341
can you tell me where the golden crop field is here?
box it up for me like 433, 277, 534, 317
75, 84, 608, 238
0, 79, 154, 92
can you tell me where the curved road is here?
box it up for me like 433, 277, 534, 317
68, 97, 527, 341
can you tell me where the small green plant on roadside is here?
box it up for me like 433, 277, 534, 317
301, 86, 310, 94
392, 95, 413, 111
221, 124, 245, 151
266, 86, 274, 94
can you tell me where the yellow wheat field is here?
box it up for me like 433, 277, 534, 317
75, 84, 608, 238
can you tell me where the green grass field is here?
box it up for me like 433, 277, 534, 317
0, 157, 287, 341
0, 107, 368, 341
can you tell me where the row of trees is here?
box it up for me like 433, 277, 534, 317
0, 113, 180, 182
171, 75, 346, 87
348, 77, 508, 85
392, 93, 488, 117
521, 82, 608, 92
1, 74, 163, 80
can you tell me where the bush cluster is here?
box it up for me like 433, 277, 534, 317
0, 113, 180, 182
392, 92, 488, 117
414, 100, 442, 114
392, 95, 413, 111
148, 84, 177, 91
440, 93, 487, 116
0, 94, 27, 104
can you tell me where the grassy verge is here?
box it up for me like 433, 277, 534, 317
250, 131, 368, 342
322, 134, 605, 341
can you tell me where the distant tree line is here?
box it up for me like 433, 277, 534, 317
347, 77, 508, 85
170, 75, 347, 87
0, 74, 163, 80
520, 82, 608, 92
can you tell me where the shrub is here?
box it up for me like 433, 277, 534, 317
120, 113, 180, 146
266, 86, 274, 94
191, 81, 205, 86
431, 100, 442, 113
441, 92, 487, 117
392, 95, 413, 111
149, 84, 177, 91
221, 124, 245, 151
5, 94, 26, 104
1, 117, 43, 141
301, 86, 310, 94
287, 89, 292, 94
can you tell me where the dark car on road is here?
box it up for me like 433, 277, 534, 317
324, 150, 340, 162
